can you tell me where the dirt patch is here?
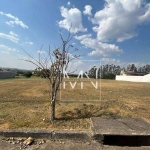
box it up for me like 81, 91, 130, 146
0, 123, 9, 130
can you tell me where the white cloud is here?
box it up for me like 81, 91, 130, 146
68, 52, 80, 59
0, 54, 35, 70
24, 41, 33, 45
67, 2, 70, 6
91, 0, 150, 42
5, 13, 18, 20
0, 11, 4, 15
67, 60, 84, 73
101, 57, 120, 65
29, 42, 33, 45
58, 6, 87, 33
0, 32, 19, 43
83, 5, 92, 16
73, 60, 83, 67
75, 34, 91, 40
0, 11, 28, 29
6, 21, 14, 27
9, 31, 18, 37
139, 3, 150, 22
0, 44, 19, 54
1, 51, 10, 54
37, 50, 46, 54
75, 34, 122, 56
7, 20, 28, 29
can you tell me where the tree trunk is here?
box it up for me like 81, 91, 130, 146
50, 99, 55, 121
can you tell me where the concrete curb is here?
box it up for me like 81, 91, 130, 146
52, 131, 91, 140
0, 130, 92, 140
0, 130, 52, 139
90, 118, 104, 142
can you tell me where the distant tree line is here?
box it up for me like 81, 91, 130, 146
15, 69, 33, 78
33, 63, 150, 80
88, 64, 150, 79
23, 71, 33, 78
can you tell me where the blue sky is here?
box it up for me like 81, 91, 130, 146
0, 0, 150, 70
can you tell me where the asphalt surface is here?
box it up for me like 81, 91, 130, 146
1, 137, 150, 150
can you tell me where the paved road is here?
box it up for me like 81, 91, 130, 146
0, 137, 150, 150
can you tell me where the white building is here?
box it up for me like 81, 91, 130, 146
116, 73, 150, 82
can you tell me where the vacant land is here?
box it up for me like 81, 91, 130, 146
0, 77, 150, 130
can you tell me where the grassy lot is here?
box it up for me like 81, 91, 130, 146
0, 76, 150, 130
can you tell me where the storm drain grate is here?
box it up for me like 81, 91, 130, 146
103, 135, 150, 146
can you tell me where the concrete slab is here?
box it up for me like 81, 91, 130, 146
91, 118, 150, 136
52, 131, 91, 140
0, 130, 91, 140
0, 130, 52, 138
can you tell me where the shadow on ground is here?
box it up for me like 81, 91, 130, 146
56, 104, 123, 121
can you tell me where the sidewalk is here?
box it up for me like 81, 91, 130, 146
1, 117, 150, 149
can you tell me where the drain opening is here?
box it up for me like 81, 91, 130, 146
103, 135, 150, 146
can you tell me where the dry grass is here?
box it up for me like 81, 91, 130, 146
0, 76, 150, 130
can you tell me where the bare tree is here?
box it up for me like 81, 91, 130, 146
21, 29, 79, 121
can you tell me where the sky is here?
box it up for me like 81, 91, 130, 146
1, 0, 150, 71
